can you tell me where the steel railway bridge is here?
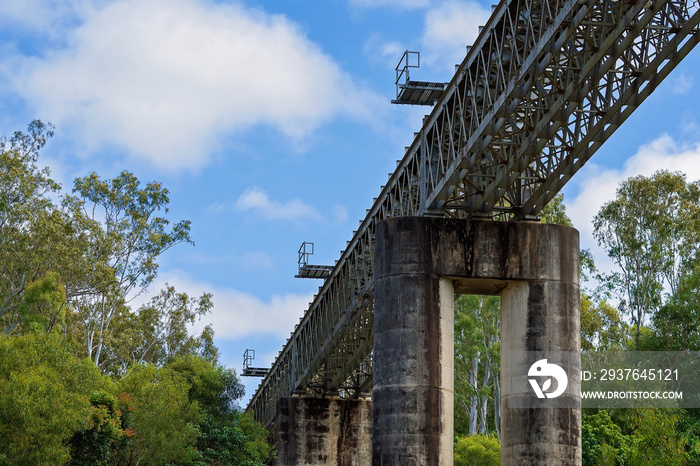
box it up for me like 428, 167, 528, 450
247, 0, 700, 427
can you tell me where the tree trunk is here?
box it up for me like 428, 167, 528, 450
494, 371, 501, 436
469, 356, 479, 435
479, 362, 491, 434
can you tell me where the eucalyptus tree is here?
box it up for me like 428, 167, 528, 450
0, 121, 107, 335
100, 285, 216, 375
68, 171, 193, 368
454, 294, 501, 435
653, 266, 700, 351
580, 294, 630, 351
593, 170, 700, 347
0, 121, 58, 330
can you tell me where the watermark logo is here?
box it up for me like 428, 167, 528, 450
528, 359, 568, 399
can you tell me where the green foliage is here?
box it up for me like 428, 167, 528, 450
114, 364, 201, 465
677, 410, 700, 464
540, 193, 573, 226
653, 266, 700, 350
625, 408, 686, 466
192, 411, 275, 466
0, 121, 115, 339
169, 355, 245, 415
168, 355, 275, 465
100, 286, 216, 374
580, 295, 630, 351
582, 410, 634, 465
0, 122, 275, 465
582, 409, 690, 466
71, 170, 193, 292
454, 434, 501, 466
0, 333, 109, 465
18, 272, 66, 333
0, 334, 271, 465
454, 295, 500, 436
593, 170, 700, 347
69, 391, 125, 465
68, 170, 194, 368
0, 121, 59, 330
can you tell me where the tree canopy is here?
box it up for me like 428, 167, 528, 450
0, 122, 274, 465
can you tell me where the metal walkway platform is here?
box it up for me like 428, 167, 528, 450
295, 242, 333, 279
241, 349, 269, 378
392, 80, 446, 106
391, 51, 446, 106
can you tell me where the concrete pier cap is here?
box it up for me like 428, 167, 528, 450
374, 217, 581, 466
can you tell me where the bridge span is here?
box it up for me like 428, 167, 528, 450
247, 0, 700, 463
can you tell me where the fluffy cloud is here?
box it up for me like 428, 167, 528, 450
421, 1, 492, 72
349, 0, 430, 9
0, 0, 94, 35
566, 134, 700, 267
234, 186, 322, 222
363, 33, 406, 69
5, 0, 381, 170
146, 270, 312, 340
331, 205, 349, 224
211, 186, 348, 225
361, 2, 491, 75
670, 72, 693, 94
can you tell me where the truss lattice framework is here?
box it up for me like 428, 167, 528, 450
248, 0, 700, 425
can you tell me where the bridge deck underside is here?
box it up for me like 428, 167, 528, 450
248, 0, 700, 425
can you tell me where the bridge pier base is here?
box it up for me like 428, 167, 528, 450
274, 397, 373, 466
373, 267, 455, 464
500, 279, 581, 464
374, 217, 581, 465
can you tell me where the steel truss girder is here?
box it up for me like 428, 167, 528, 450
422, 0, 700, 218
247, 0, 700, 425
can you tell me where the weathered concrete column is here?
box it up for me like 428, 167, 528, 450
275, 397, 373, 466
374, 218, 454, 465
499, 240, 581, 465
374, 217, 580, 466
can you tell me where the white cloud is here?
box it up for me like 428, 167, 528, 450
240, 252, 276, 271
349, 0, 430, 9
171, 250, 277, 274
363, 33, 406, 69
205, 201, 229, 215
331, 204, 349, 224
421, 1, 491, 72
234, 186, 322, 222
149, 269, 312, 340
0, 0, 96, 35
567, 134, 700, 266
671, 72, 693, 94
208, 187, 342, 224
359, 2, 490, 75
5, 0, 382, 171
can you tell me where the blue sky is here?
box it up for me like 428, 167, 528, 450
2, 0, 700, 402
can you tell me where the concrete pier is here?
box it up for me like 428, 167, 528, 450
275, 397, 373, 466
373, 264, 454, 463
374, 217, 581, 466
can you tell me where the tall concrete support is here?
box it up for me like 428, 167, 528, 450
374, 217, 580, 466
499, 263, 581, 464
275, 397, 373, 466
373, 249, 455, 463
